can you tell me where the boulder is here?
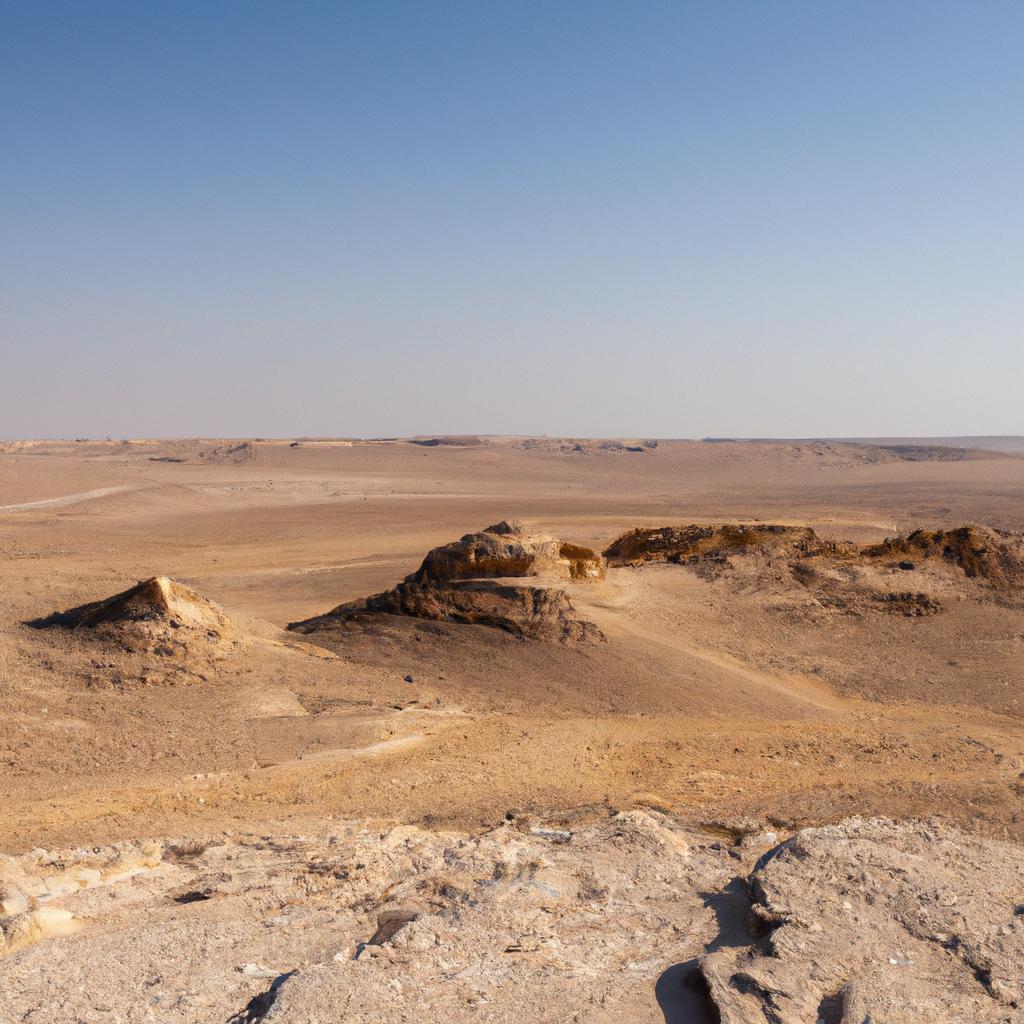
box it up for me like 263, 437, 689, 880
411, 521, 605, 582
700, 817, 1024, 1023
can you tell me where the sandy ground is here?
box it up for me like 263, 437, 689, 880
2, 436, 1024, 856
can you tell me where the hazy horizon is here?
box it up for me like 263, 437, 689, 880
3, 2, 1022, 439
6, 434, 1024, 450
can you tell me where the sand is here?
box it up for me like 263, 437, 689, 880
5, 436, 1024, 1021
2, 436, 1023, 854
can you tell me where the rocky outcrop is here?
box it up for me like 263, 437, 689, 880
29, 576, 234, 639
556, 541, 607, 581
26, 577, 238, 669
603, 521, 1024, 585
289, 579, 603, 643
862, 525, 1024, 583
1, 840, 163, 955
411, 521, 605, 582
289, 522, 605, 642
700, 817, 1024, 1023
602, 522, 1024, 617
1, 812, 712, 1021
603, 524, 826, 566
5, 815, 1021, 1023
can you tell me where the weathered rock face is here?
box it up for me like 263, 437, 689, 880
603, 524, 825, 566
602, 522, 1024, 618
29, 576, 235, 640
862, 525, 1024, 583
557, 541, 608, 581
700, 817, 1024, 1024
0, 812, 716, 1023
289, 579, 603, 643
411, 521, 605, 582
4, 815, 1021, 1024
289, 522, 605, 642
0, 840, 163, 955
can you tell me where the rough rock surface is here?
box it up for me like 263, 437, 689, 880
1, 811, 723, 1023
289, 522, 605, 642
604, 522, 1024, 584
412, 521, 605, 582
2, 815, 1021, 1023
603, 524, 825, 567
289, 579, 603, 642
0, 840, 163, 954
603, 522, 1024, 618
30, 576, 234, 638
19, 577, 256, 689
862, 525, 1024, 584
701, 817, 1024, 1023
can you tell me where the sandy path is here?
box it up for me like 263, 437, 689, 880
575, 572, 854, 715
614, 612, 852, 714
0, 486, 133, 513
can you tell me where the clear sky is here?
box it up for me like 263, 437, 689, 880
2, 1, 1021, 439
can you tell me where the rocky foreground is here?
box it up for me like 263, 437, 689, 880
2, 813, 1022, 1023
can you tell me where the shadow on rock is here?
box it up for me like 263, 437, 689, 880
656, 876, 753, 1023
655, 959, 720, 1024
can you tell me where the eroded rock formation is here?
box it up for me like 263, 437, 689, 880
30, 576, 235, 640
861, 525, 1024, 583
289, 579, 602, 642
700, 817, 1024, 1023
603, 522, 1024, 617
412, 521, 605, 582
4, 815, 1020, 1022
289, 522, 605, 642
603, 524, 826, 567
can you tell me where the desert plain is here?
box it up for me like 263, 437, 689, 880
3, 435, 1024, 1023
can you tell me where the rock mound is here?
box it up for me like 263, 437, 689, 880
31, 577, 234, 641
290, 522, 606, 642
601, 522, 1024, 616
701, 816, 1024, 1023
289, 580, 602, 643
412, 521, 605, 582
862, 525, 1024, 583
197, 441, 255, 464
407, 436, 483, 447
604, 524, 825, 566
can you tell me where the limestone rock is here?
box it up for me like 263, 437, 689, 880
288, 522, 605, 642
700, 817, 1024, 1023
3, 816, 1023, 1023
862, 525, 1024, 584
603, 524, 825, 566
32, 576, 234, 638
289, 580, 603, 643
411, 521, 605, 582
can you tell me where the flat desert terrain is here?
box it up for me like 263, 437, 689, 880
3, 436, 1024, 1023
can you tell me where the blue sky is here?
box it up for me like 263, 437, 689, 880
2, 1, 1021, 438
